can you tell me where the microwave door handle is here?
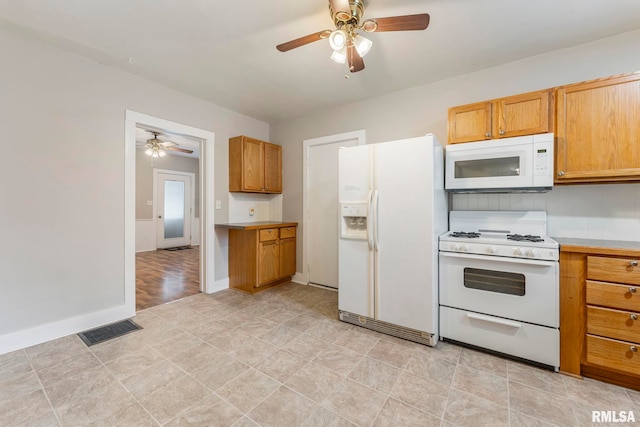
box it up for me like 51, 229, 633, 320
439, 251, 556, 267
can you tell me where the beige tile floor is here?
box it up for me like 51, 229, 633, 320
1, 283, 639, 426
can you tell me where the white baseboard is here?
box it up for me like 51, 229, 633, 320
291, 272, 306, 285
0, 304, 135, 355
207, 277, 229, 294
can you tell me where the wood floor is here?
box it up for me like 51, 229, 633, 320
135, 246, 200, 311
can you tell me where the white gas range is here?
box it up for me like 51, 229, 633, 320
438, 211, 559, 370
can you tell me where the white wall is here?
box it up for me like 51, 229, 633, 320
271, 30, 640, 272
0, 23, 268, 353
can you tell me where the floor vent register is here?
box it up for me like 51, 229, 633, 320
78, 319, 142, 346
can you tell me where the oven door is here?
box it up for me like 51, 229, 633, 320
439, 252, 558, 327
445, 137, 533, 191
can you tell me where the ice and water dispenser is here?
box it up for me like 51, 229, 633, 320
340, 202, 368, 239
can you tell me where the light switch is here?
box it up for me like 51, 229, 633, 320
249, 207, 255, 217
215, 200, 222, 209
146, 200, 153, 206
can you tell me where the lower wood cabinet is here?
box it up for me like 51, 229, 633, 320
559, 241, 640, 391
227, 223, 297, 294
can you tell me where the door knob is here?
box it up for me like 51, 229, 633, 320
630, 260, 638, 267
631, 314, 638, 321
499, 129, 505, 135
158, 215, 163, 219
558, 171, 565, 177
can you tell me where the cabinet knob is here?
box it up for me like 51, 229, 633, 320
631, 314, 638, 321
557, 171, 565, 177
631, 346, 638, 353
485, 132, 491, 138
499, 129, 505, 135
629, 287, 637, 293
630, 260, 638, 267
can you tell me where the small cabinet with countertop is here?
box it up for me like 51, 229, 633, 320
447, 89, 553, 144
217, 221, 297, 294
229, 135, 282, 193
558, 238, 640, 391
555, 73, 640, 184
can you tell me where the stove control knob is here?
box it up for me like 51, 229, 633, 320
526, 249, 538, 257
452, 243, 461, 251
459, 245, 468, 252
487, 246, 496, 254
513, 247, 523, 256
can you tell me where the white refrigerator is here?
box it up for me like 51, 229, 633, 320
337, 134, 447, 346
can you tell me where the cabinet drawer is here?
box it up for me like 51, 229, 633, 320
586, 280, 640, 311
587, 256, 640, 285
587, 306, 640, 344
585, 334, 640, 376
280, 226, 296, 239
259, 229, 279, 242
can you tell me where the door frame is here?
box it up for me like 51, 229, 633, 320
125, 110, 216, 317
302, 130, 366, 286
153, 169, 196, 249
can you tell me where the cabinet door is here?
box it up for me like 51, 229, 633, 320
556, 74, 640, 183
258, 240, 279, 286
279, 237, 296, 278
243, 137, 265, 192
448, 101, 492, 144
264, 143, 282, 193
495, 90, 551, 138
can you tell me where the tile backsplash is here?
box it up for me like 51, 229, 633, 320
451, 183, 640, 242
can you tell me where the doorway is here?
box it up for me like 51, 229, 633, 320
155, 170, 194, 249
125, 111, 216, 316
303, 130, 365, 288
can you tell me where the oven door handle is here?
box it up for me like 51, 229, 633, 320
467, 312, 522, 329
439, 251, 556, 267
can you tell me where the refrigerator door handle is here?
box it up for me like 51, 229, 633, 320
367, 189, 374, 251
373, 189, 380, 251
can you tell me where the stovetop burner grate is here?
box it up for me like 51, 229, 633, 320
507, 234, 544, 242
450, 231, 481, 238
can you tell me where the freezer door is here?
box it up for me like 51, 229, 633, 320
338, 144, 372, 202
338, 144, 374, 317
374, 136, 439, 334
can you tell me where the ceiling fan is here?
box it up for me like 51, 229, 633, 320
276, 0, 430, 73
141, 131, 194, 158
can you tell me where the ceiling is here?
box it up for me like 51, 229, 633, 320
2, 0, 640, 123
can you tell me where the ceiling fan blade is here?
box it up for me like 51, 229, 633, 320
329, 0, 352, 21
165, 146, 194, 154
276, 30, 331, 52
158, 141, 177, 147
347, 44, 365, 73
369, 13, 430, 32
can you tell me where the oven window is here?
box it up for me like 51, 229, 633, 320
463, 268, 525, 296
454, 156, 520, 178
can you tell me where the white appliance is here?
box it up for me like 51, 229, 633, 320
439, 211, 559, 369
445, 133, 554, 193
338, 134, 447, 346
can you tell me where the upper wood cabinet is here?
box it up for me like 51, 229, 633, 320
448, 90, 553, 144
555, 74, 640, 184
229, 135, 282, 193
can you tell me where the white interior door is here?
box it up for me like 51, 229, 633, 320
156, 172, 192, 249
307, 134, 362, 288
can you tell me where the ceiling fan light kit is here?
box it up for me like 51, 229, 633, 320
276, 0, 430, 74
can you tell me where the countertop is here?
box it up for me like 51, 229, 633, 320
554, 237, 640, 257
215, 221, 298, 230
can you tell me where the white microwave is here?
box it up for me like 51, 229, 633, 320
445, 133, 554, 193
